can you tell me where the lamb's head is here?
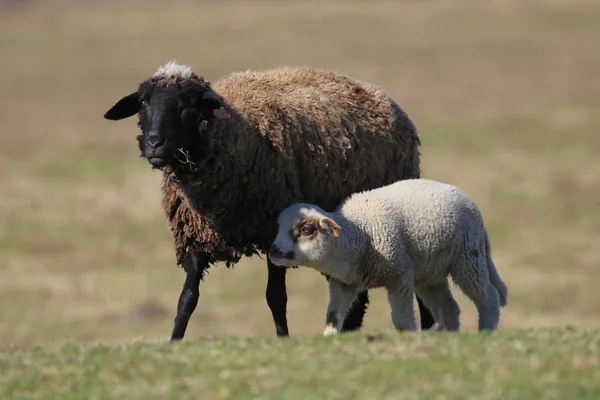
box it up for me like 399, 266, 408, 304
269, 203, 342, 268
103, 61, 231, 170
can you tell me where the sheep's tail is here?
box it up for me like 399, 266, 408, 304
483, 229, 508, 307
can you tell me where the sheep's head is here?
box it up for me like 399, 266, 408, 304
269, 203, 342, 268
103, 61, 230, 170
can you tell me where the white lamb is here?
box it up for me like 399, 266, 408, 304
268, 178, 508, 336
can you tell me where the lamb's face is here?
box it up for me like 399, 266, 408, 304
103, 61, 230, 170
269, 204, 342, 268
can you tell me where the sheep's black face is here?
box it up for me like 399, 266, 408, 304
104, 76, 229, 171
135, 83, 192, 168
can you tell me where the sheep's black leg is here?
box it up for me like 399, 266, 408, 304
170, 251, 208, 341
266, 260, 289, 337
416, 295, 436, 330
341, 290, 369, 332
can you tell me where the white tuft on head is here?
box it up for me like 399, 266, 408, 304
153, 60, 194, 80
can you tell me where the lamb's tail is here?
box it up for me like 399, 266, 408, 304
484, 229, 508, 307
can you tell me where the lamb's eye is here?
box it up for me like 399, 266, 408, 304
300, 224, 315, 236
140, 98, 148, 106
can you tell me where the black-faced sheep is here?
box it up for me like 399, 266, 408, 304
103, 61, 435, 340
269, 178, 509, 335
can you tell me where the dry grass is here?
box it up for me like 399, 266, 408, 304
0, 0, 599, 348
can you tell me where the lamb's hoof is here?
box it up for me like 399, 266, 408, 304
323, 324, 339, 337
394, 322, 418, 332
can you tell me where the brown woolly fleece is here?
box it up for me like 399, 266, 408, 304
158, 66, 421, 269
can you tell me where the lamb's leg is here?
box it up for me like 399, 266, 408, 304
320, 272, 368, 333
266, 260, 289, 337
324, 279, 357, 336
476, 283, 501, 331
414, 281, 461, 331
387, 275, 417, 332
451, 257, 501, 331
170, 250, 208, 341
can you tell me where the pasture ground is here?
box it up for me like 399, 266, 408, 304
1, 328, 599, 399
0, 0, 599, 397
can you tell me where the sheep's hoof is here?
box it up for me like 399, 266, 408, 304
419, 322, 440, 332
323, 324, 339, 337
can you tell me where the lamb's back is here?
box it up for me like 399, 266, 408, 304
338, 179, 482, 267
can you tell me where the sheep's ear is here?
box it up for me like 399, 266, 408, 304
104, 92, 140, 120
201, 91, 231, 120
320, 217, 342, 238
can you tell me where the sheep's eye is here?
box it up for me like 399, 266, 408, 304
300, 224, 315, 236
140, 98, 148, 106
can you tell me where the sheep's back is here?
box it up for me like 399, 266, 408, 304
213, 66, 421, 212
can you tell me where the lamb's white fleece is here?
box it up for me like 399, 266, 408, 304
270, 178, 508, 335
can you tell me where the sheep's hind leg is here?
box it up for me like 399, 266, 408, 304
414, 281, 461, 331
340, 290, 370, 333
266, 260, 289, 337
170, 251, 209, 341
324, 279, 357, 336
416, 295, 436, 331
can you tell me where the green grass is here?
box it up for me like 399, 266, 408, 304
1, 328, 599, 399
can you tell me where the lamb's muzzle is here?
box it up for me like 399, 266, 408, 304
268, 243, 294, 265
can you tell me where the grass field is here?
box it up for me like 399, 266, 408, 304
1, 0, 599, 397
0, 328, 598, 399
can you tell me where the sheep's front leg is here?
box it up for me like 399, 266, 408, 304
266, 260, 289, 337
171, 250, 209, 341
324, 279, 357, 336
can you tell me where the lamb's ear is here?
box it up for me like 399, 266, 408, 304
201, 91, 231, 120
104, 92, 140, 120
320, 217, 342, 238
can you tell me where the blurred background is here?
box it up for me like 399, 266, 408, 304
1, 0, 599, 347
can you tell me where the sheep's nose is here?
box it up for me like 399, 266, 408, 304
145, 133, 166, 153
